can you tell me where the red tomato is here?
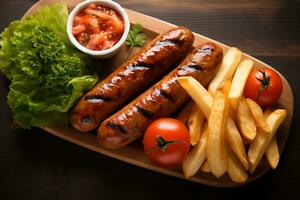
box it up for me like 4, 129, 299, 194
143, 118, 190, 168
244, 68, 283, 107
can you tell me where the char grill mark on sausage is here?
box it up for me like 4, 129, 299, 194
106, 122, 128, 134
136, 106, 155, 119
158, 89, 174, 102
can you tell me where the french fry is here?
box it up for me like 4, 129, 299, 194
200, 160, 211, 173
263, 108, 280, 169
248, 109, 287, 173
176, 100, 194, 125
228, 59, 254, 110
177, 76, 212, 118
178, 76, 248, 170
265, 136, 280, 169
207, 92, 228, 177
226, 116, 249, 170
208, 47, 242, 96
188, 104, 205, 145
182, 124, 208, 178
237, 97, 257, 142
226, 143, 248, 183
246, 98, 270, 134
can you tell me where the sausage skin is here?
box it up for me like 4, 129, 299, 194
98, 42, 223, 149
70, 27, 194, 132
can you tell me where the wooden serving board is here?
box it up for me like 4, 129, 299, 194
23, 0, 294, 187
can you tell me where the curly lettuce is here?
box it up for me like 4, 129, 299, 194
0, 3, 99, 128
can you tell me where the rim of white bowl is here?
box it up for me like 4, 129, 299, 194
67, 0, 130, 56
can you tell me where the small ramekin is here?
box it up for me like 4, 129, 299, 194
67, 0, 130, 59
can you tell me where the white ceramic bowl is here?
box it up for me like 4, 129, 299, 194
67, 0, 130, 59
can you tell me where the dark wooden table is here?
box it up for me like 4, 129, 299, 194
1, 0, 300, 199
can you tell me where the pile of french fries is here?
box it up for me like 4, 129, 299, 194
177, 47, 287, 183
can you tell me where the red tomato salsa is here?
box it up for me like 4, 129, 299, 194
72, 3, 125, 51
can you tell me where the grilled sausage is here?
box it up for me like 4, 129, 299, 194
98, 42, 223, 149
70, 27, 194, 132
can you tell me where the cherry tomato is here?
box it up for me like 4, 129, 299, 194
143, 118, 190, 168
244, 68, 283, 107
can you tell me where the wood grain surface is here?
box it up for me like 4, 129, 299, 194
0, 0, 299, 199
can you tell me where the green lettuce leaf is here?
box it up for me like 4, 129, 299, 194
0, 3, 99, 128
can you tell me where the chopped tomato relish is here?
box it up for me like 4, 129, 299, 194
72, 3, 125, 51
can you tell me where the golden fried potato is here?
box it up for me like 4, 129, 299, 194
227, 143, 248, 183
266, 136, 280, 169
208, 47, 242, 96
177, 76, 212, 118
248, 109, 287, 173
207, 92, 228, 177
246, 98, 270, 134
188, 104, 205, 145
237, 97, 257, 142
226, 116, 249, 170
182, 124, 208, 178
228, 59, 253, 110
